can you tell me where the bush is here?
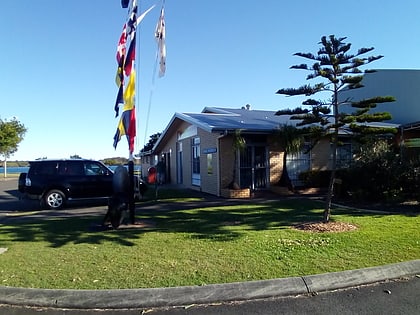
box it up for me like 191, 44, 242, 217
343, 140, 420, 202
299, 170, 331, 188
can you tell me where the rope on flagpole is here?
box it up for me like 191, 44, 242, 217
143, 0, 165, 149
143, 49, 159, 149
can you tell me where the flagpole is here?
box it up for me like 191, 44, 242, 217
124, 0, 136, 224
117, 0, 157, 224
129, 0, 135, 224
128, 152, 135, 224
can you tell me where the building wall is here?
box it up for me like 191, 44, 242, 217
197, 129, 220, 196
267, 137, 283, 185
139, 153, 154, 182
179, 137, 192, 187
151, 120, 359, 196
154, 131, 177, 185
218, 135, 235, 190
339, 69, 420, 125
310, 139, 331, 170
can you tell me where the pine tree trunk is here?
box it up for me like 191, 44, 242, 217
324, 88, 339, 223
324, 169, 335, 223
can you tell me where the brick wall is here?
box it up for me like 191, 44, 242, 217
219, 135, 235, 189
268, 137, 283, 186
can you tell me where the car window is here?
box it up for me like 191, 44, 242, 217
64, 162, 85, 176
31, 162, 58, 175
84, 162, 108, 176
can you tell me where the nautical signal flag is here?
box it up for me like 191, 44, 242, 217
114, 84, 123, 117
113, 106, 136, 154
113, 1, 158, 153
113, 1, 137, 153
113, 70, 137, 154
123, 69, 136, 110
155, 7, 166, 77
124, 33, 136, 77
116, 24, 126, 66
114, 23, 126, 117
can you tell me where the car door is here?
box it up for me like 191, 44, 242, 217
83, 161, 114, 198
62, 161, 87, 198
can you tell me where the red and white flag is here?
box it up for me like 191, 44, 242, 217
155, 7, 166, 77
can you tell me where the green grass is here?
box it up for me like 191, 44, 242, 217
0, 198, 419, 290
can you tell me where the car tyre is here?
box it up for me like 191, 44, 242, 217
18, 173, 27, 193
43, 189, 66, 210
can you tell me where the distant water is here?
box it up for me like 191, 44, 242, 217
0, 166, 29, 174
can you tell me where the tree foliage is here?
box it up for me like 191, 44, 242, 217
276, 35, 396, 222
229, 129, 246, 189
140, 132, 162, 153
274, 125, 305, 191
342, 139, 420, 202
0, 117, 27, 159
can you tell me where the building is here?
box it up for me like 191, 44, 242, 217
147, 106, 348, 197
146, 69, 420, 197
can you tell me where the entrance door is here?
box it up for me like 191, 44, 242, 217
239, 145, 268, 190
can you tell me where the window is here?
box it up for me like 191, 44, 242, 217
191, 137, 201, 186
286, 144, 311, 186
336, 143, 352, 169
32, 162, 58, 175
84, 162, 107, 176
65, 162, 84, 176
207, 154, 213, 174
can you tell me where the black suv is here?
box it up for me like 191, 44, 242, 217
19, 159, 144, 210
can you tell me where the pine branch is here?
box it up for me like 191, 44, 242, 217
352, 96, 396, 108
294, 52, 317, 60
276, 83, 325, 96
366, 55, 383, 63
290, 64, 309, 70
355, 47, 375, 56
355, 112, 393, 123
275, 107, 309, 116
302, 99, 320, 106
341, 75, 364, 86
349, 124, 397, 135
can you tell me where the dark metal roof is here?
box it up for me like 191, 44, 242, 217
180, 107, 296, 133
152, 107, 402, 152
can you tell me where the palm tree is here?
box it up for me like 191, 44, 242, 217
228, 129, 246, 189
275, 125, 305, 191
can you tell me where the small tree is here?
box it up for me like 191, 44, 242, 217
276, 35, 395, 222
274, 124, 305, 191
0, 117, 27, 177
228, 129, 246, 189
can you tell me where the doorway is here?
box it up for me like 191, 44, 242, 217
239, 145, 268, 190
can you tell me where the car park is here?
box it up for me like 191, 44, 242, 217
19, 159, 147, 209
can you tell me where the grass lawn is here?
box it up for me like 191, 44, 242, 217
0, 196, 419, 290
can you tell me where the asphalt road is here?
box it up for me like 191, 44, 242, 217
0, 178, 109, 222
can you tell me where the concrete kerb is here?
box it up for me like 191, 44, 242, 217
0, 260, 419, 310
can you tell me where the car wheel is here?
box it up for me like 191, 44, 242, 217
44, 190, 66, 210
18, 173, 27, 193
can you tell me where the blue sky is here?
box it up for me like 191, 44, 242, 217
1, 0, 419, 161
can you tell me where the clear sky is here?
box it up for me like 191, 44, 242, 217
1, 0, 419, 161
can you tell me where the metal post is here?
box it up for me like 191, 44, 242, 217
128, 159, 135, 224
